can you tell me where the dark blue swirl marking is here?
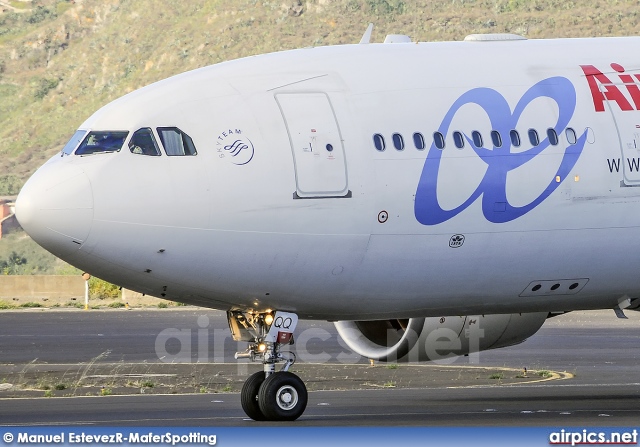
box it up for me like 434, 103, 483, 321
414, 77, 587, 225
224, 140, 249, 157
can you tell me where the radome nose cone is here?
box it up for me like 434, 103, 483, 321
16, 162, 93, 257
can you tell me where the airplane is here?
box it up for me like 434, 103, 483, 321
14, 25, 640, 421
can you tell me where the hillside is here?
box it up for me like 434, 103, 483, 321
0, 0, 639, 194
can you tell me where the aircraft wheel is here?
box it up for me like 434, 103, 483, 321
258, 371, 307, 421
241, 371, 267, 421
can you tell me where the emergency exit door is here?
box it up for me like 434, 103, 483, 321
276, 92, 350, 198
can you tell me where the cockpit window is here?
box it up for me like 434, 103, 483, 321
61, 130, 87, 156
129, 128, 161, 156
75, 131, 129, 155
157, 127, 197, 156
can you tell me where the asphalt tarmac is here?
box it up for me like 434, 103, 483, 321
0, 309, 638, 426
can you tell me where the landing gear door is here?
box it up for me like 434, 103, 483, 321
602, 84, 640, 186
276, 93, 350, 198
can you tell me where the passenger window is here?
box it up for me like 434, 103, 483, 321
392, 133, 404, 151
547, 128, 559, 146
491, 130, 502, 148
510, 130, 521, 147
373, 134, 385, 152
75, 131, 129, 155
157, 127, 197, 156
129, 128, 161, 156
433, 132, 445, 150
471, 131, 483, 148
528, 129, 539, 146
413, 132, 425, 150
62, 130, 87, 156
566, 127, 577, 145
453, 131, 464, 149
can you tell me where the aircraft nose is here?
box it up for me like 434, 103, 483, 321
16, 162, 93, 258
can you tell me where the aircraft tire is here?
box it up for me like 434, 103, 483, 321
241, 371, 267, 421
258, 371, 307, 421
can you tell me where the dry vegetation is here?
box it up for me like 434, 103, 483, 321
0, 361, 566, 397
0, 0, 639, 193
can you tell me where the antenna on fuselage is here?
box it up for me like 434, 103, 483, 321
359, 23, 374, 44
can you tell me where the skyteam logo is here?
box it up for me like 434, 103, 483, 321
216, 128, 254, 165
415, 77, 587, 225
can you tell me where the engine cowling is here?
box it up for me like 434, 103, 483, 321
627, 299, 640, 311
334, 312, 547, 363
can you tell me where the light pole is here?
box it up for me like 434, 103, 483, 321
82, 272, 91, 310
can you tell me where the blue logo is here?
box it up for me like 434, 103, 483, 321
415, 77, 587, 225
216, 129, 254, 165
224, 139, 254, 165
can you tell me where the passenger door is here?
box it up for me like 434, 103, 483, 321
602, 83, 640, 186
276, 92, 350, 198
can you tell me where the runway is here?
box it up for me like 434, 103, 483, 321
0, 309, 639, 426
2, 383, 640, 426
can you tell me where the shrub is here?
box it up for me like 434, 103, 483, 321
26, 5, 57, 24
0, 175, 21, 195
0, 232, 58, 274
66, 301, 84, 309
89, 277, 120, 300
34, 77, 61, 100
20, 302, 43, 308
0, 251, 27, 275
367, 0, 405, 15
0, 300, 15, 310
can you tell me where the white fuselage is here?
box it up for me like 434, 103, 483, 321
16, 36, 640, 320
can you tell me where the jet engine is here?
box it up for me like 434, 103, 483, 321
334, 312, 548, 362
627, 299, 640, 311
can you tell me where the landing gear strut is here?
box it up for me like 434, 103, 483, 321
229, 310, 307, 421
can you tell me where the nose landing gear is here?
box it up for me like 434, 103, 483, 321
259, 371, 307, 421
230, 310, 308, 421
